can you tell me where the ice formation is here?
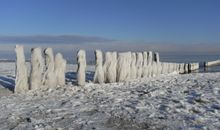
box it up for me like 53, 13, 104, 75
161, 63, 166, 74
154, 52, 160, 63
142, 51, 148, 77
130, 52, 137, 79
117, 52, 130, 82
189, 63, 199, 71
136, 52, 143, 78
77, 50, 87, 86
151, 62, 157, 77
125, 52, 132, 80
103, 52, 112, 83
109, 52, 117, 82
14, 45, 29, 93
30, 48, 44, 90
179, 63, 185, 74
43, 48, 56, 88
184, 64, 189, 73
93, 50, 104, 84
147, 51, 153, 65
55, 53, 66, 86
105, 52, 117, 83
156, 63, 162, 76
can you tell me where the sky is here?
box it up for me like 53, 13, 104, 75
0, 0, 220, 60
0, 0, 219, 43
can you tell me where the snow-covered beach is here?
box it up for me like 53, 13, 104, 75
0, 62, 220, 130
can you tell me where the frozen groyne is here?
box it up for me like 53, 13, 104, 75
14, 45, 201, 93
205, 60, 220, 67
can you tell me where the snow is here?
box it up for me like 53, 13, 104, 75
0, 62, 220, 129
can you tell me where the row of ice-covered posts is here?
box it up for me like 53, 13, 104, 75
14, 45, 199, 93
77, 50, 200, 85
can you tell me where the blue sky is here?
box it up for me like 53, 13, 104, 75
0, 0, 219, 43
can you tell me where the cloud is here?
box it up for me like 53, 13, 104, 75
0, 35, 114, 44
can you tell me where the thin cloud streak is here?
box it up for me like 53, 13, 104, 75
0, 35, 115, 44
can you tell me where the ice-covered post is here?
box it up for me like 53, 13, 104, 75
151, 62, 157, 77
147, 51, 153, 77
94, 50, 104, 84
161, 62, 166, 74
179, 63, 185, 74
154, 52, 160, 63
165, 63, 168, 74
110, 52, 117, 82
125, 52, 132, 80
170, 63, 174, 73
136, 52, 143, 78
103, 52, 112, 83
175, 63, 179, 72
142, 51, 148, 77
130, 52, 137, 79
147, 51, 153, 65
117, 52, 128, 82
77, 50, 87, 86
30, 48, 44, 90
14, 45, 29, 93
167, 63, 171, 73
177, 63, 180, 73
105, 51, 117, 83
184, 64, 189, 73
55, 53, 66, 86
43, 48, 56, 88
157, 62, 162, 75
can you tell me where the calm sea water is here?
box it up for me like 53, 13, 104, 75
0, 52, 220, 73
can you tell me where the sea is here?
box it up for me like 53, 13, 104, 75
0, 51, 220, 73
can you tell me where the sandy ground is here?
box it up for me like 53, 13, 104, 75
0, 62, 220, 130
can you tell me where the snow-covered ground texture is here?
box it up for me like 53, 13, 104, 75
0, 62, 220, 130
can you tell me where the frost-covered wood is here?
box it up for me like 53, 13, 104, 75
171, 63, 175, 73
55, 53, 66, 86
103, 52, 112, 83
125, 52, 132, 80
176, 63, 179, 72
147, 51, 153, 65
205, 60, 220, 67
109, 51, 117, 82
105, 51, 117, 83
177, 64, 181, 73
130, 52, 137, 79
77, 50, 87, 86
30, 48, 44, 90
179, 63, 185, 74
189, 63, 199, 71
43, 48, 56, 88
184, 64, 189, 73
168, 63, 172, 73
146, 51, 153, 77
142, 52, 148, 77
94, 50, 104, 84
161, 63, 166, 74
136, 52, 143, 78
157, 63, 162, 75
14, 45, 29, 93
154, 52, 160, 63
151, 62, 157, 77
165, 63, 169, 74
170, 63, 175, 73
117, 52, 129, 82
